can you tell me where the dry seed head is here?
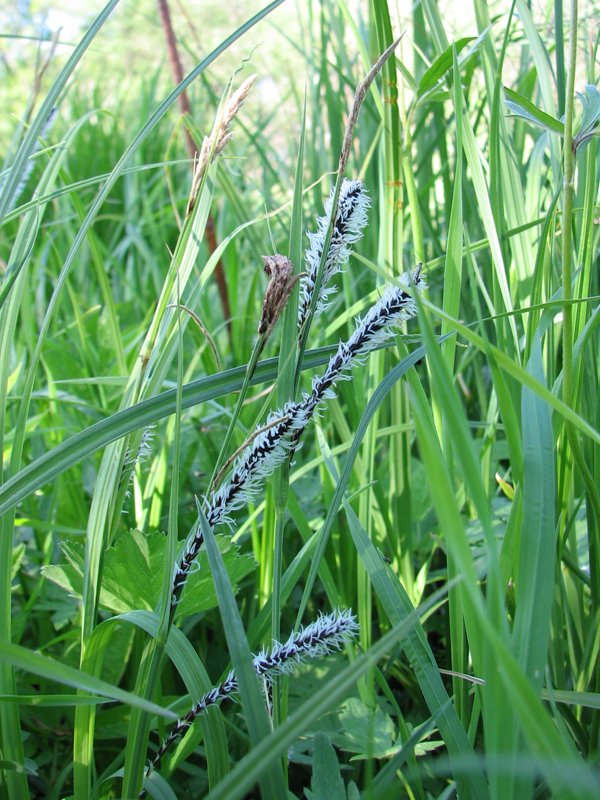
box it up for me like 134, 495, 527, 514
221, 74, 256, 131
187, 74, 256, 216
258, 254, 297, 336
338, 38, 401, 175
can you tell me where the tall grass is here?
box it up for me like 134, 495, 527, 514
0, 1, 599, 798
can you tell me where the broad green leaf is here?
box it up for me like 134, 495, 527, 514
329, 698, 396, 760
43, 530, 255, 619
504, 87, 565, 134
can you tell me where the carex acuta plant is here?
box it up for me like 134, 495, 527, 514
170, 258, 425, 607
169, 39, 407, 611
141, 610, 358, 795
160, 191, 424, 789
297, 178, 370, 333
145, 38, 414, 794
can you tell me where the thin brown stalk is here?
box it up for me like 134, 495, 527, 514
156, 0, 232, 334
338, 36, 402, 175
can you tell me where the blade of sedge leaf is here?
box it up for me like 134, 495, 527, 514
417, 37, 475, 96
200, 505, 287, 798
342, 499, 488, 798
513, 331, 557, 684
506, 329, 557, 797
0, 345, 341, 519
503, 87, 565, 134
408, 355, 598, 798
0, 641, 175, 720
427, 303, 600, 447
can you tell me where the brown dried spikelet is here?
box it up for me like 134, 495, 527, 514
338, 38, 400, 175
187, 74, 256, 216
258, 254, 298, 341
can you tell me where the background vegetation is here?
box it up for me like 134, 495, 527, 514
1, 0, 599, 798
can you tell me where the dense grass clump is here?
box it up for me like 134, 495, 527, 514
0, 1, 599, 798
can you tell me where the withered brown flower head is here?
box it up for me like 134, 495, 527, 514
258, 254, 297, 336
187, 74, 256, 217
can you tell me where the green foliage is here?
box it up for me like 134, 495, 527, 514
1, 0, 599, 798
44, 530, 256, 618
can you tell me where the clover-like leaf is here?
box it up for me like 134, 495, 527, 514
43, 529, 256, 619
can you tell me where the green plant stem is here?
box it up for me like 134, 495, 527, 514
124, 274, 185, 798
561, 0, 578, 409
208, 332, 267, 490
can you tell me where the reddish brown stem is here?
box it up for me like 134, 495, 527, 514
157, 0, 232, 336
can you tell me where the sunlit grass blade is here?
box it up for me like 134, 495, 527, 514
200, 504, 287, 799
342, 499, 488, 797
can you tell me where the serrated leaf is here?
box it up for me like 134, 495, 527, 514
503, 87, 564, 134
328, 698, 396, 760
43, 530, 256, 618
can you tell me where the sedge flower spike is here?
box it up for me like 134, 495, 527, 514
141, 610, 358, 793
171, 401, 309, 604
291, 267, 426, 446
298, 178, 370, 332
170, 268, 425, 606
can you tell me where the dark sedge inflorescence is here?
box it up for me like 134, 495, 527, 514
170, 266, 425, 607
297, 178, 370, 333
141, 609, 358, 793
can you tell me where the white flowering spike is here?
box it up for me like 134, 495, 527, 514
290, 267, 426, 447
252, 607, 359, 676
141, 610, 358, 791
171, 402, 309, 605
205, 401, 309, 528
298, 178, 370, 331
170, 269, 425, 606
